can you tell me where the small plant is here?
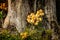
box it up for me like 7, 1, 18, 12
20, 32, 28, 39
27, 9, 44, 25
0, 11, 3, 19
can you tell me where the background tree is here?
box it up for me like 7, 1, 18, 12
45, 0, 60, 40
3, 0, 30, 33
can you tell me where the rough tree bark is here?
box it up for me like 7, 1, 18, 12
45, 0, 60, 40
3, 0, 30, 33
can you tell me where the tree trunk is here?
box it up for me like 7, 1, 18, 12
3, 0, 30, 33
45, 0, 59, 40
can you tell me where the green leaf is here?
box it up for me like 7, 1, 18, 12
0, 11, 3, 19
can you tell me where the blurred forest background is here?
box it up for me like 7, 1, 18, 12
0, 0, 60, 40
